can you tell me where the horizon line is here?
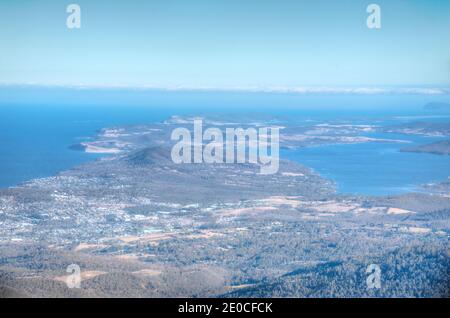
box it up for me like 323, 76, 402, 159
0, 83, 449, 95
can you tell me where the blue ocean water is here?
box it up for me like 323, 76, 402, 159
283, 133, 450, 196
0, 87, 449, 196
0, 104, 168, 188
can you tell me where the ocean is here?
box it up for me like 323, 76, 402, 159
283, 133, 449, 196
0, 87, 449, 195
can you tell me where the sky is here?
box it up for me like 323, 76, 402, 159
0, 0, 449, 89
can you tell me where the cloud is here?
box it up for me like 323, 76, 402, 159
0, 83, 449, 95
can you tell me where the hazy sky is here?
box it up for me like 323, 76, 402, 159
1, 0, 449, 88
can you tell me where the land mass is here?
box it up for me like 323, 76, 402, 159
384, 121, 450, 137
0, 115, 448, 297
401, 140, 450, 155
